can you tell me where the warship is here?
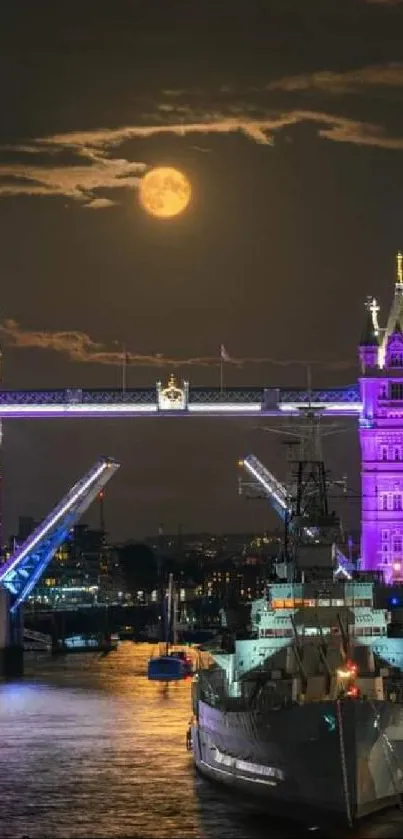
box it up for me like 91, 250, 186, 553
190, 415, 403, 827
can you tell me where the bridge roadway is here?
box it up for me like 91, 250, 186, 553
0, 384, 362, 418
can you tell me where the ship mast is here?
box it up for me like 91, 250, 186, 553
281, 408, 342, 580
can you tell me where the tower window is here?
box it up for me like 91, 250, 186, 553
382, 529, 389, 541
395, 448, 402, 461
393, 494, 403, 511
390, 355, 403, 368
390, 383, 403, 400
381, 447, 388, 461
380, 494, 389, 511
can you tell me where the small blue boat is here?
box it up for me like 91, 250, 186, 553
147, 573, 193, 681
148, 652, 191, 681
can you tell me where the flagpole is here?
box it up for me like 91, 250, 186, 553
220, 344, 230, 394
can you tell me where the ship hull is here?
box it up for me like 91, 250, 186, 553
192, 697, 403, 824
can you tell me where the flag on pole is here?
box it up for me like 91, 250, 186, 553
219, 344, 230, 393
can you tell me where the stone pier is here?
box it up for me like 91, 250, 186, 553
0, 587, 23, 678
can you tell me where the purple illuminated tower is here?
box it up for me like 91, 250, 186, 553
359, 252, 403, 582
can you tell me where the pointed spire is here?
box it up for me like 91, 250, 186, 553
397, 251, 403, 288
359, 300, 379, 347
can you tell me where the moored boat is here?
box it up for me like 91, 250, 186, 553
148, 649, 193, 680
52, 633, 119, 654
148, 573, 194, 680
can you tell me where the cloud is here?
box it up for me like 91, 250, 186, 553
266, 63, 403, 95
190, 145, 212, 153
37, 119, 277, 149
0, 154, 146, 203
1, 319, 225, 367
1, 320, 355, 372
21, 109, 403, 155
1, 80, 403, 210
83, 197, 117, 209
2, 319, 104, 359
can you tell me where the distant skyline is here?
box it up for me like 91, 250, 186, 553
0, 1, 402, 538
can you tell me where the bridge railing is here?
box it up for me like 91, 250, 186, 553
0, 384, 361, 407
276, 386, 361, 404
0, 388, 157, 405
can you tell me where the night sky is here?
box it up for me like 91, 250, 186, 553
0, 0, 402, 541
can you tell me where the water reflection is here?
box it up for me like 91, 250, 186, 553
0, 643, 401, 838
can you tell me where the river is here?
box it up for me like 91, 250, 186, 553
0, 642, 403, 838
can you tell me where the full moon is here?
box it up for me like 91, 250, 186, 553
138, 167, 191, 219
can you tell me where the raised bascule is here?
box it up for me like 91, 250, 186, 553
0, 457, 120, 675
0, 254, 402, 675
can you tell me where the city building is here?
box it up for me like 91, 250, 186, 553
203, 556, 267, 601
21, 523, 125, 608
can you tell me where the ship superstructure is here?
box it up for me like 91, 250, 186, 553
214, 578, 390, 698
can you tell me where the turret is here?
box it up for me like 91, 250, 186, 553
384, 319, 403, 369
358, 298, 379, 373
379, 251, 403, 367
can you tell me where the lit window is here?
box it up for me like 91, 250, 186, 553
380, 494, 389, 511
393, 494, 402, 511
272, 599, 285, 609
390, 383, 403, 400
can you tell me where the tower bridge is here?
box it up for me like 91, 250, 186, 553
0, 254, 403, 675
0, 380, 361, 417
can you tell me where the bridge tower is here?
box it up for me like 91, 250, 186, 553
359, 253, 403, 582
